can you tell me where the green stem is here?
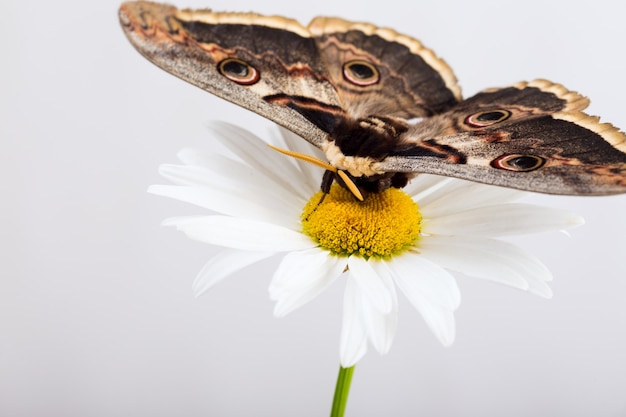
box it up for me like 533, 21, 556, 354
330, 365, 355, 417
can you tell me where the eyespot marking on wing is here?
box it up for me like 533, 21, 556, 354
491, 154, 545, 172
217, 58, 260, 85
464, 110, 511, 128
342, 60, 380, 86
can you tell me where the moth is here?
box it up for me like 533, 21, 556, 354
119, 1, 626, 197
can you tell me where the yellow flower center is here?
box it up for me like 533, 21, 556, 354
301, 184, 422, 258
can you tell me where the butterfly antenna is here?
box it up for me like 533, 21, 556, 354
267, 144, 364, 201
336, 170, 364, 201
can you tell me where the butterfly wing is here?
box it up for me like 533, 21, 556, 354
119, 2, 462, 144
380, 80, 626, 195
308, 17, 461, 119
119, 2, 335, 146
120, 3, 626, 195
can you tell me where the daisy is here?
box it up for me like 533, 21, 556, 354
148, 121, 583, 367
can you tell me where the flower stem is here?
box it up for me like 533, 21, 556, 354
330, 365, 355, 417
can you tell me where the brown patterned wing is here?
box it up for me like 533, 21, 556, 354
380, 80, 626, 195
308, 17, 461, 119
119, 1, 341, 147
119, 2, 464, 147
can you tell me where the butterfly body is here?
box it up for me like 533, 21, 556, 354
119, 1, 626, 196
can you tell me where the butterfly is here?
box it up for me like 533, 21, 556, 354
119, 1, 626, 197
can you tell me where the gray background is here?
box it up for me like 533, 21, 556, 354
2, 0, 626, 416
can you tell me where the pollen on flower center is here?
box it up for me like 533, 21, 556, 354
301, 184, 422, 258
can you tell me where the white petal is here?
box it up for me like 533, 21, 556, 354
521, 275, 553, 298
148, 184, 299, 229
163, 215, 316, 252
405, 175, 457, 202
417, 180, 528, 218
363, 307, 397, 355
270, 249, 346, 317
387, 252, 461, 310
347, 256, 393, 314
414, 295, 456, 346
340, 277, 368, 367
417, 235, 553, 298
207, 122, 299, 176
423, 203, 584, 237
192, 249, 275, 297
360, 261, 399, 354
274, 127, 326, 161
158, 154, 305, 211
386, 253, 459, 346
273, 127, 326, 195
207, 122, 313, 201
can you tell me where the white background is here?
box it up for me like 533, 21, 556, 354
2, 0, 626, 416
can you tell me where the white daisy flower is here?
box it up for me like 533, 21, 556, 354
148, 122, 584, 367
